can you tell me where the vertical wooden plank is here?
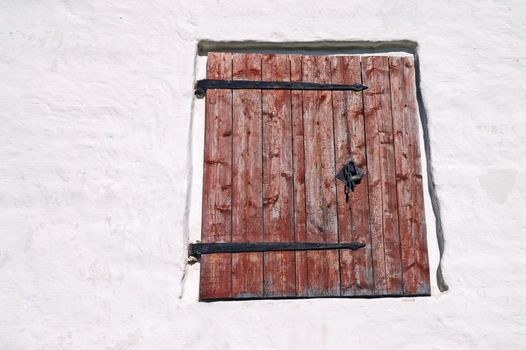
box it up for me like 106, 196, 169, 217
362, 56, 403, 295
231, 53, 264, 298
290, 55, 309, 297
200, 52, 233, 300
389, 56, 430, 295
301, 55, 340, 296
330, 56, 375, 296
261, 54, 295, 297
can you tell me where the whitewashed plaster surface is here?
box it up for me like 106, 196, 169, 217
1, 1, 525, 349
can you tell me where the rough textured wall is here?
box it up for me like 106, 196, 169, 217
1, 1, 525, 349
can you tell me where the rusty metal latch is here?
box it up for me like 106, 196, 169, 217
336, 160, 365, 203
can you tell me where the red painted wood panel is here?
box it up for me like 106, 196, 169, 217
301, 55, 340, 296
330, 56, 375, 296
261, 54, 295, 297
389, 56, 430, 295
200, 52, 233, 300
290, 55, 309, 296
231, 53, 264, 298
200, 53, 429, 300
362, 56, 403, 295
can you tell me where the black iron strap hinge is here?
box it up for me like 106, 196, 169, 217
188, 242, 366, 260
194, 79, 368, 98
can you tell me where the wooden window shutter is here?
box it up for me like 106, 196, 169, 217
198, 52, 430, 300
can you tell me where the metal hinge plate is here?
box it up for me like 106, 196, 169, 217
194, 79, 368, 98
188, 241, 366, 260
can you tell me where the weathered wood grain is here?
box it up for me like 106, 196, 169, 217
331, 56, 375, 296
389, 56, 430, 296
362, 56, 403, 295
290, 55, 309, 296
200, 53, 428, 300
261, 54, 295, 297
301, 55, 340, 296
200, 52, 233, 300
231, 53, 264, 298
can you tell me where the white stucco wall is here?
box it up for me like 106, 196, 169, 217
1, 1, 525, 349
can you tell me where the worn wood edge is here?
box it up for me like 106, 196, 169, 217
199, 292, 430, 301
